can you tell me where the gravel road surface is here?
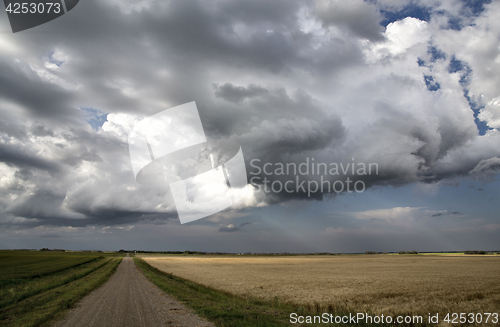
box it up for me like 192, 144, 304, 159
55, 255, 214, 327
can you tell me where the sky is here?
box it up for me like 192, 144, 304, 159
0, 0, 499, 252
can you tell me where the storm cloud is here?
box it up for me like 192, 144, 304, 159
0, 0, 498, 250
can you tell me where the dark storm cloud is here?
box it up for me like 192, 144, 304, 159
61, 210, 177, 228
130, 0, 357, 75
0, 0, 312, 120
431, 211, 462, 217
31, 124, 55, 137
219, 225, 239, 232
314, 0, 385, 41
0, 120, 28, 141
0, 0, 499, 231
0, 143, 60, 172
14, 168, 33, 181
206, 83, 347, 203
213, 83, 268, 103
0, 60, 76, 122
207, 85, 346, 146
7, 190, 65, 219
30, 0, 362, 108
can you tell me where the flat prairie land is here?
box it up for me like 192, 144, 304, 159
0, 251, 121, 327
142, 255, 500, 317
0, 251, 102, 280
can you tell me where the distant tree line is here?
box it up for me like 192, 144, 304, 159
39, 248, 102, 252
398, 250, 419, 254
464, 250, 492, 255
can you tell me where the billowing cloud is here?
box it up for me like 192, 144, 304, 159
0, 0, 498, 236
314, 0, 385, 41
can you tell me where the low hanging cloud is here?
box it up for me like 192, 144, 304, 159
218, 222, 251, 232
347, 207, 463, 223
431, 211, 462, 217
212, 83, 269, 103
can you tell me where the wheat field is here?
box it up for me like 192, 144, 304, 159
141, 255, 500, 317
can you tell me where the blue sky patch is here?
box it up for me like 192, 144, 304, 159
445, 57, 489, 135
442, 0, 492, 30
80, 107, 108, 131
446, 16, 463, 31
424, 75, 440, 91
463, 90, 492, 135
380, 3, 432, 27
461, 0, 491, 17
46, 51, 65, 67
448, 56, 472, 86
428, 46, 447, 62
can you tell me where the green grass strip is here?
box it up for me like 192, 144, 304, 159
0, 254, 102, 280
0, 257, 109, 309
0, 257, 122, 327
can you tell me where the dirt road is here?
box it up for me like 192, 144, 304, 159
55, 255, 214, 327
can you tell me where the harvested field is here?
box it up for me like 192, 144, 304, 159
142, 255, 500, 316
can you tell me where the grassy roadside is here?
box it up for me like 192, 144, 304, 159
0, 251, 105, 279
0, 257, 122, 327
134, 257, 433, 327
0, 257, 108, 309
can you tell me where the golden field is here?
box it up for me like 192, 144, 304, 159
141, 255, 500, 317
